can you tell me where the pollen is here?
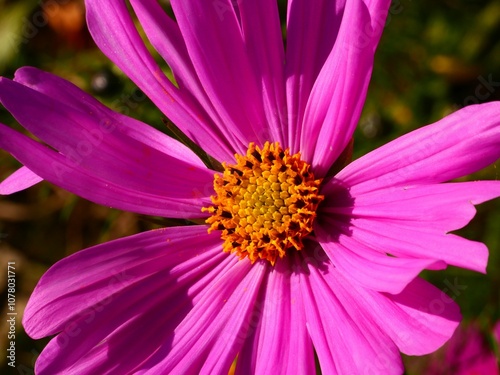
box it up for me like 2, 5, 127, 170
203, 142, 324, 265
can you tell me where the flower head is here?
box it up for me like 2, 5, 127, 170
204, 141, 324, 265
0, 0, 499, 374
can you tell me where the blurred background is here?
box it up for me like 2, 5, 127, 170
0, 0, 499, 373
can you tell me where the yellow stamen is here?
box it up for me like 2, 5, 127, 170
203, 142, 324, 265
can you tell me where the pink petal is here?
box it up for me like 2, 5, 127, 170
380, 277, 461, 355
135, 260, 267, 374
316, 181, 499, 287
434, 322, 500, 375
343, 215, 488, 273
336, 102, 500, 194
28, 226, 235, 374
128, 0, 232, 145
315, 223, 445, 294
128, 0, 207, 101
303, 261, 461, 368
0, 78, 214, 218
0, 166, 42, 195
0, 124, 209, 218
85, 0, 234, 161
170, 0, 270, 152
322, 181, 500, 232
235, 258, 315, 375
300, 259, 403, 374
23, 226, 221, 338
238, 0, 287, 145
36, 253, 234, 374
301, 0, 391, 176
285, 0, 346, 152
13, 67, 205, 167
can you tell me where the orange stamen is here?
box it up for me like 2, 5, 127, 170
203, 142, 323, 265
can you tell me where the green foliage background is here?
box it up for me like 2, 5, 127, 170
0, 0, 499, 373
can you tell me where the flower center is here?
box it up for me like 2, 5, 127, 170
203, 142, 324, 265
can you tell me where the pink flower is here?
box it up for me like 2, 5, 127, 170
423, 321, 500, 375
1, 0, 499, 374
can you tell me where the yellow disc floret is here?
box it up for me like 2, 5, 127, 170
203, 142, 324, 265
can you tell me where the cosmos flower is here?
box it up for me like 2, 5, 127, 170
421, 321, 500, 375
0, 0, 499, 374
